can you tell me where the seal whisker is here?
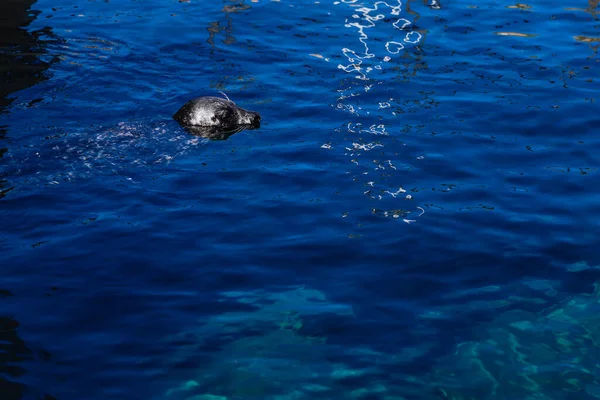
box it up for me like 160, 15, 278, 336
218, 91, 231, 102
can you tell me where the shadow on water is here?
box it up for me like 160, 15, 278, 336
0, 0, 47, 108
0, 0, 56, 199
0, 311, 31, 400
0, 2, 56, 399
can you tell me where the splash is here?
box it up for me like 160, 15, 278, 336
3, 120, 211, 190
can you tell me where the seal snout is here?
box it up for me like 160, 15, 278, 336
239, 108, 260, 129
248, 112, 261, 128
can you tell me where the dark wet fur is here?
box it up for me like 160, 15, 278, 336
173, 96, 260, 141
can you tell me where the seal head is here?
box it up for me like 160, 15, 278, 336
173, 95, 260, 140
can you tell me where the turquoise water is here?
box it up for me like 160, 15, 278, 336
2, 0, 600, 399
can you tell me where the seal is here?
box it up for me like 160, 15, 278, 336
173, 93, 261, 140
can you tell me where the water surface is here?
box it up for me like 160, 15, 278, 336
2, 0, 600, 399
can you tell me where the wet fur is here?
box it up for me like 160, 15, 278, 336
173, 95, 260, 140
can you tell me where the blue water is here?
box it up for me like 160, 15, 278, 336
2, 0, 600, 399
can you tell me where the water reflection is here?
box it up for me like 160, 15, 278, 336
336, 0, 423, 81
585, 0, 599, 19
399, 0, 436, 77
331, 0, 439, 226
207, 0, 252, 46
